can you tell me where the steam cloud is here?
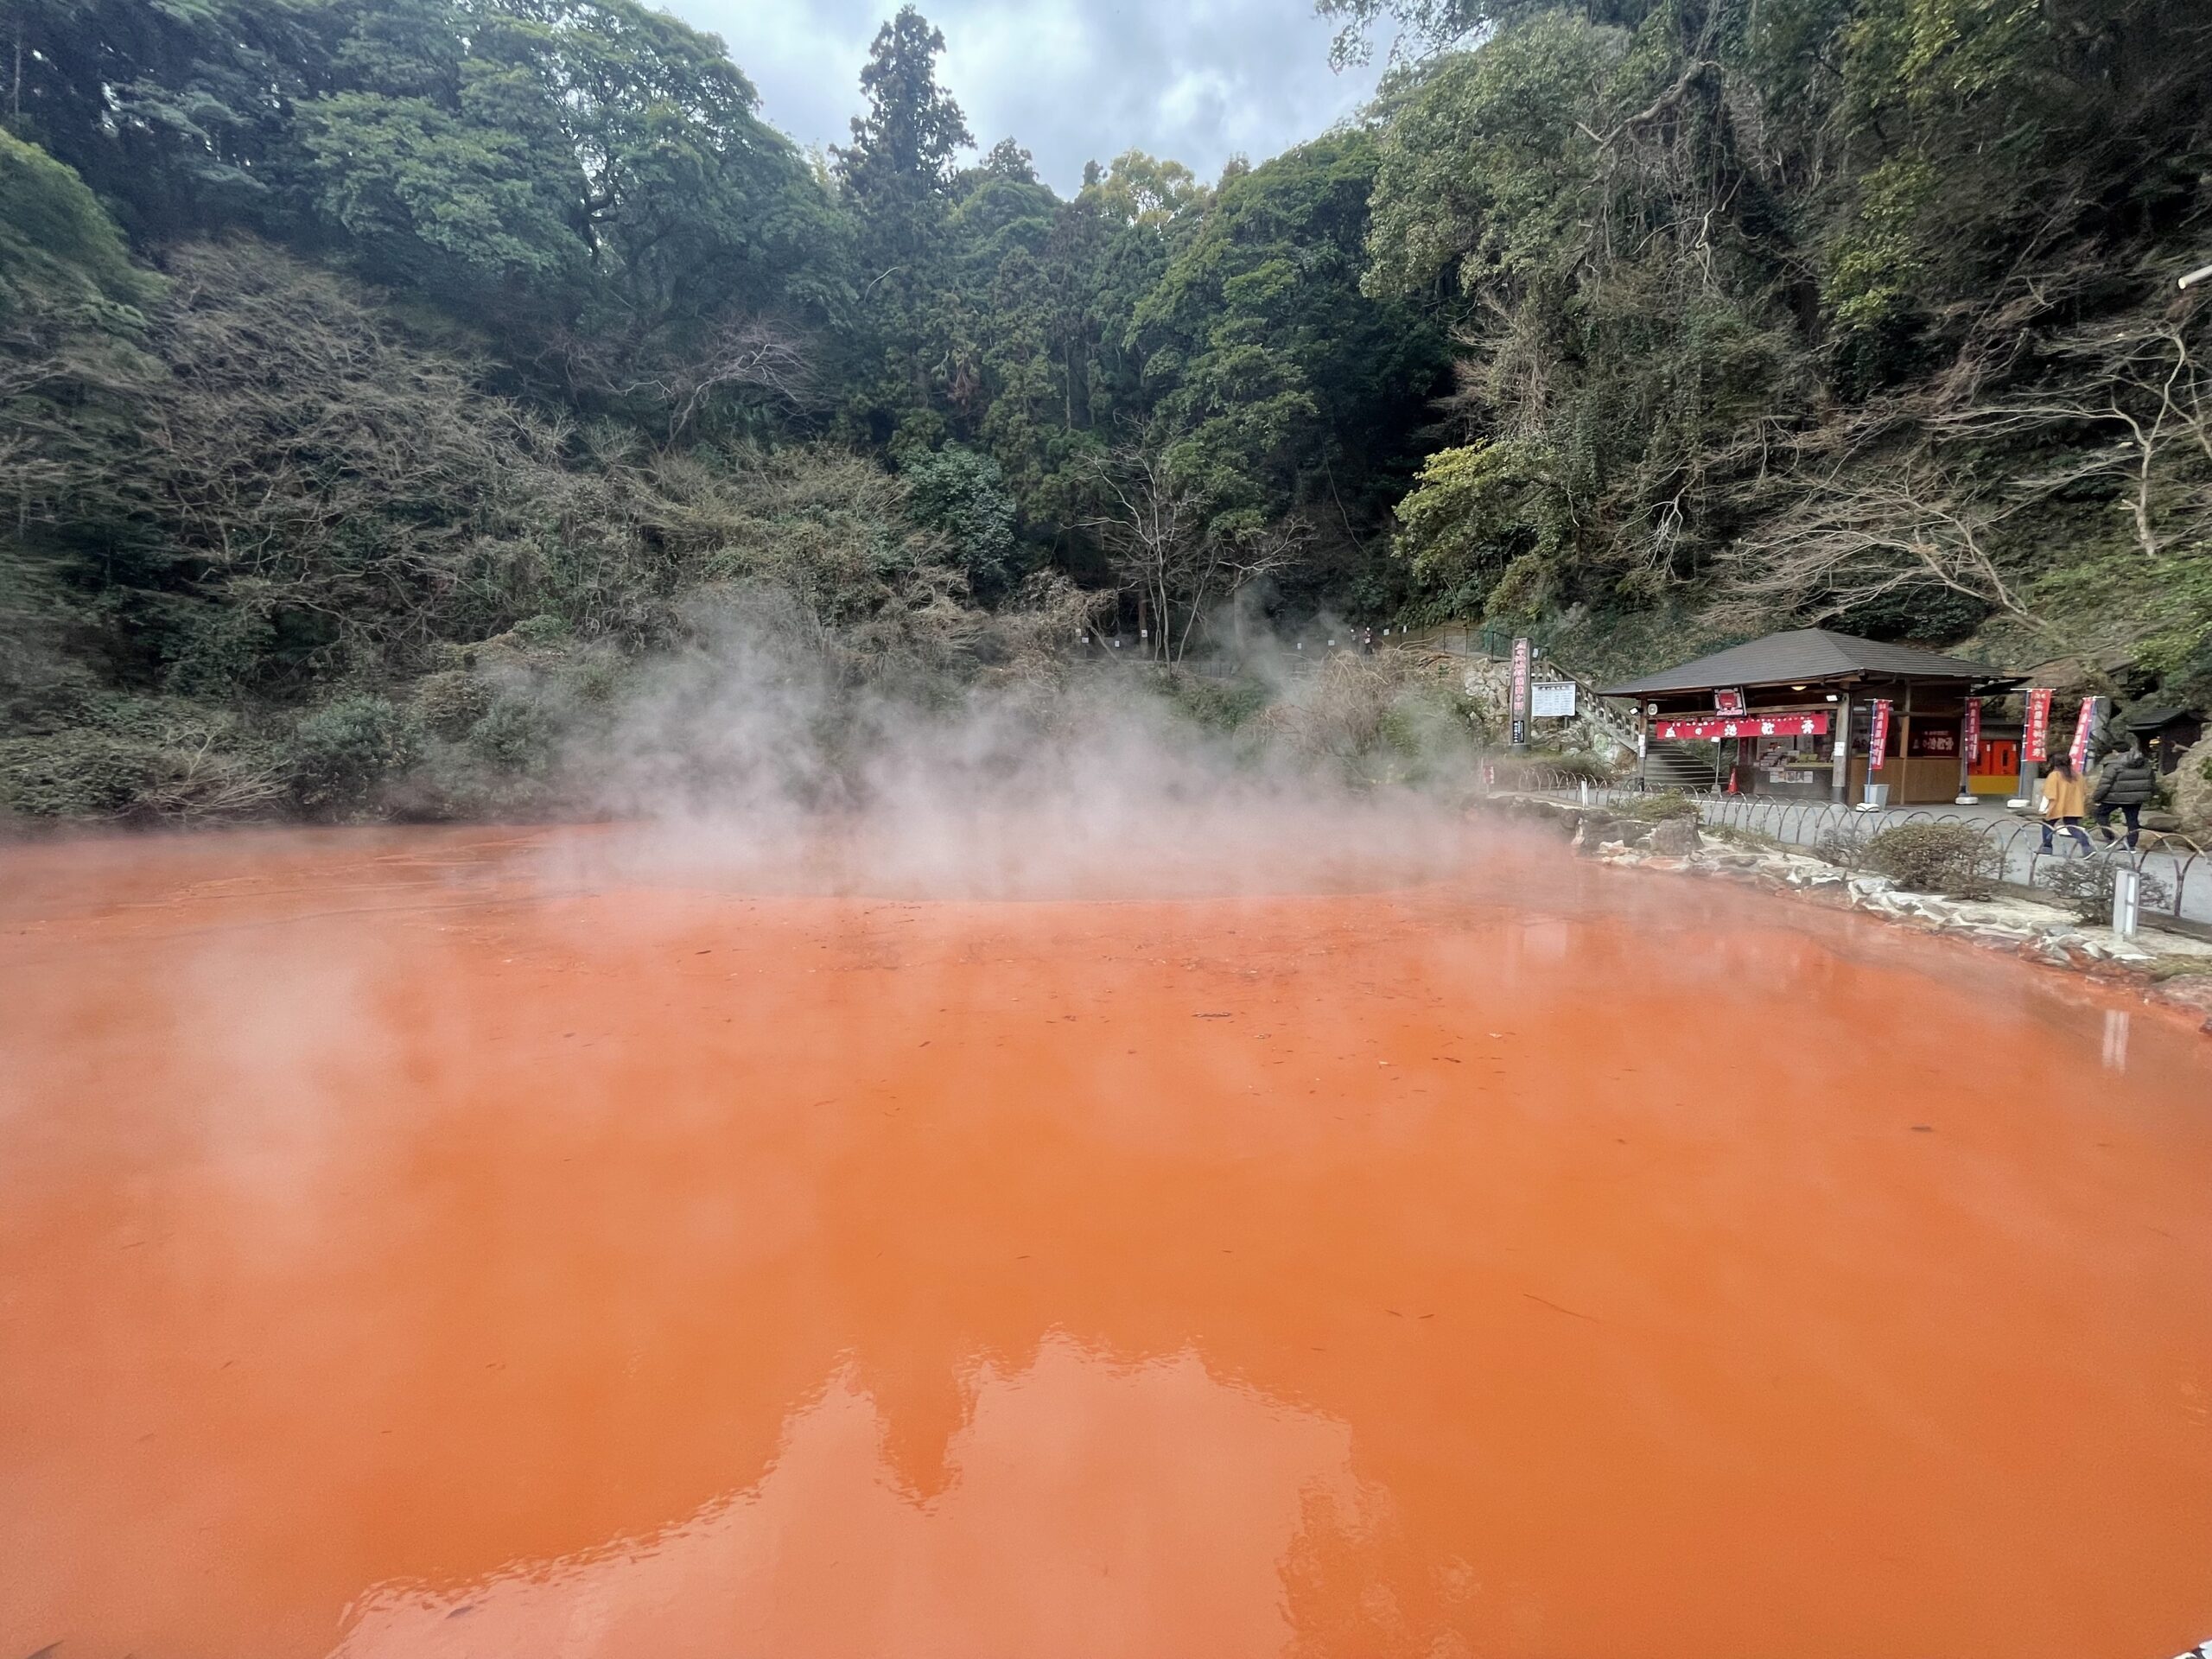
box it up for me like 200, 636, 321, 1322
550, 589, 1490, 902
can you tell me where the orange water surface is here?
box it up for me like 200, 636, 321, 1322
1, 822, 2209, 1659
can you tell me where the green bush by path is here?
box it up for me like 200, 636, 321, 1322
1623, 791, 1701, 823
1861, 823, 2000, 899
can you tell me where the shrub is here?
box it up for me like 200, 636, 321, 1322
511, 613, 572, 648
2036, 857, 2173, 925
291, 695, 422, 813
0, 729, 160, 817
467, 695, 556, 775
902, 445, 1022, 603
1263, 650, 1482, 787
1623, 790, 1701, 823
412, 670, 493, 738
1160, 670, 1269, 733
1814, 825, 1867, 868
1538, 750, 1617, 785
1709, 822, 1786, 851
569, 654, 621, 705
1860, 822, 1999, 897
1484, 747, 1605, 789
159, 602, 278, 696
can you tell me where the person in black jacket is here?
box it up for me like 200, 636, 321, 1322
2090, 742, 2158, 849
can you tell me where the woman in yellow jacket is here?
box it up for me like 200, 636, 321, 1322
2039, 754, 2093, 855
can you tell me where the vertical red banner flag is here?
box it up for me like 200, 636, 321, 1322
1962, 697, 1981, 762
2069, 696, 2098, 772
1866, 698, 1891, 772
2024, 688, 2053, 762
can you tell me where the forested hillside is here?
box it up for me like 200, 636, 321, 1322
1341, 0, 2212, 691
2, 0, 2209, 822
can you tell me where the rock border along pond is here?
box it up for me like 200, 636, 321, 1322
1485, 794, 2212, 1035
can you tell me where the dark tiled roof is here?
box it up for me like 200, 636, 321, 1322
2126, 704, 2196, 730
1599, 628, 2020, 697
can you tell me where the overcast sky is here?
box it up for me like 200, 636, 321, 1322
671, 0, 1388, 195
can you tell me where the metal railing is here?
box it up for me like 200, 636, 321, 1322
1509, 774, 2212, 929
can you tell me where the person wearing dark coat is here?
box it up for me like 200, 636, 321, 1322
2090, 744, 2158, 849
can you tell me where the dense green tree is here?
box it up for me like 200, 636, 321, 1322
0, 128, 163, 326
835, 6, 974, 251
1354, 0, 2209, 676
0, 132, 168, 726
1363, 7, 1808, 623
833, 4, 974, 426
7, 0, 847, 417
301, 0, 847, 399
3, 0, 333, 240
902, 444, 1024, 601
1133, 132, 1448, 537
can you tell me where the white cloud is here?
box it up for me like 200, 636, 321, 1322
670, 0, 1384, 193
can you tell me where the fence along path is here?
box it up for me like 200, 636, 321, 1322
1522, 778, 2212, 931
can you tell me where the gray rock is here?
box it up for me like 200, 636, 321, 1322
1649, 817, 1701, 856
1570, 815, 1624, 857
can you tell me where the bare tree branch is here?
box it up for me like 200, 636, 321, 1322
1712, 435, 2044, 632
1081, 446, 1309, 664
610, 315, 814, 442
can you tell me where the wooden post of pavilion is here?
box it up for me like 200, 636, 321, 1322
1830, 690, 1853, 804
1897, 682, 1914, 803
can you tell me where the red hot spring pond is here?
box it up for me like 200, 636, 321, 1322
1, 817, 2209, 1659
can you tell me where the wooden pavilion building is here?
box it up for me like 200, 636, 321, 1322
1599, 629, 2024, 804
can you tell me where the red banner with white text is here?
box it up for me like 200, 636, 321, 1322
2069, 696, 2098, 772
1866, 699, 1891, 771
2024, 688, 2053, 762
1652, 713, 1829, 741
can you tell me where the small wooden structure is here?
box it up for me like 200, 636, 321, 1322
1600, 629, 2024, 804
2126, 705, 2204, 776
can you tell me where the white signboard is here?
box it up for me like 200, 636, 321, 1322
1529, 680, 1577, 718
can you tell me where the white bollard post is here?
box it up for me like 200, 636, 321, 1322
2112, 866, 2141, 941
1579, 781, 1592, 806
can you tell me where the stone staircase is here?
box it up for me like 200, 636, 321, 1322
1641, 739, 1726, 792
1448, 638, 1643, 766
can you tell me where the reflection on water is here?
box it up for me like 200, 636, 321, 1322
334, 1340, 1376, 1659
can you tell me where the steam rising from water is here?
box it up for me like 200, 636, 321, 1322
562, 596, 1486, 899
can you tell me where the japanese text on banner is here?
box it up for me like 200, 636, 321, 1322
1509, 637, 1531, 747
2069, 696, 2097, 772
1653, 714, 1829, 741
2024, 688, 2052, 763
